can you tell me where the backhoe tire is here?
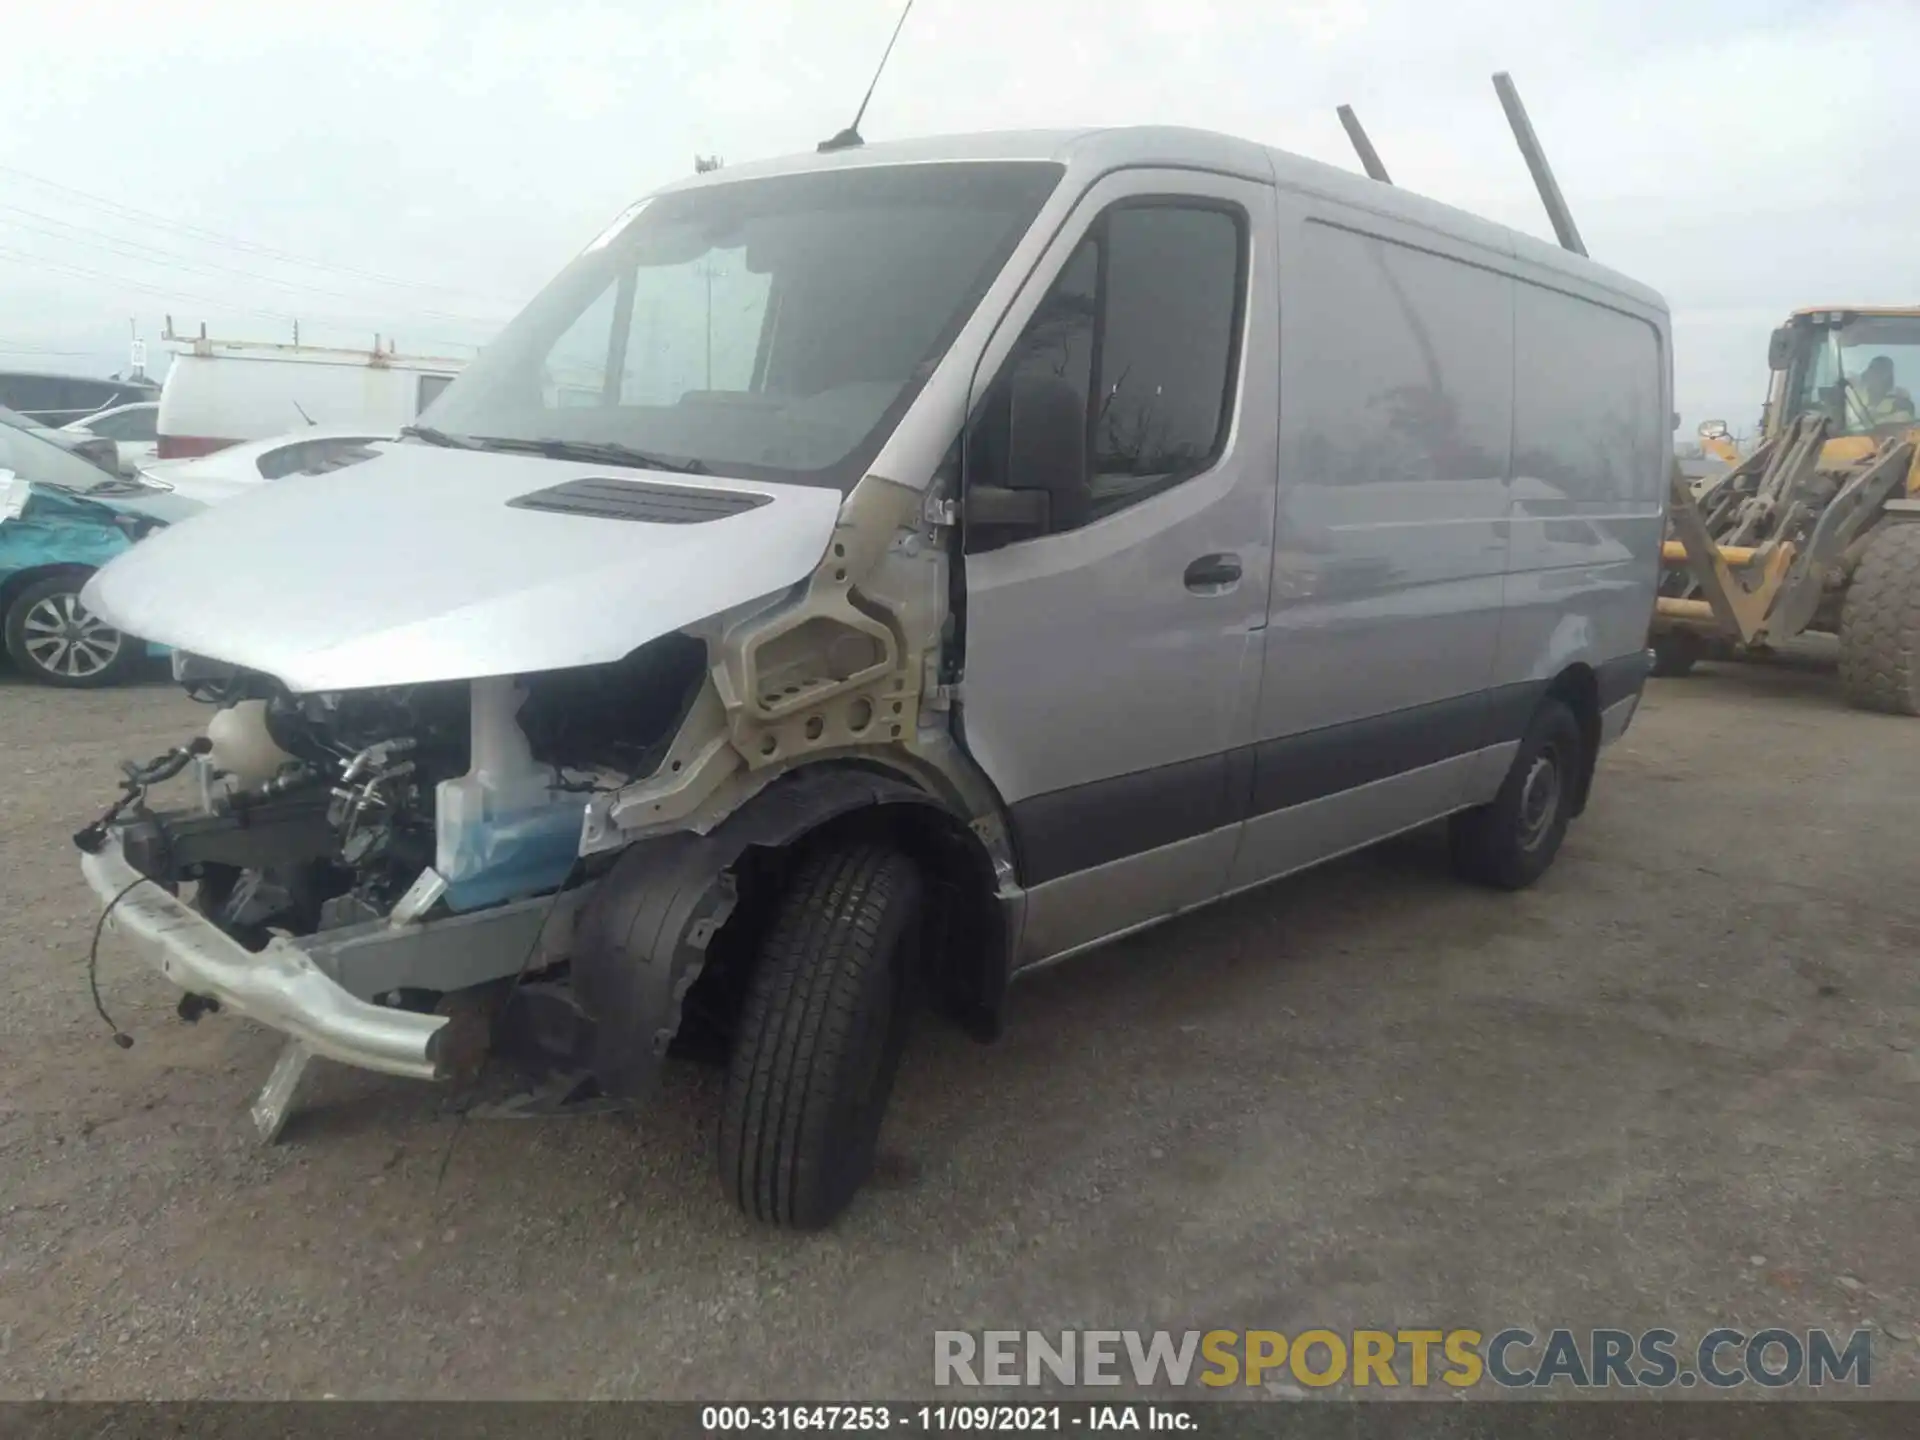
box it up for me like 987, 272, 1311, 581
1449, 698, 1584, 891
719, 843, 923, 1230
1839, 523, 1920, 715
1649, 631, 1702, 678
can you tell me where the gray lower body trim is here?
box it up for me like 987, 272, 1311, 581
1595, 649, 1654, 711
1230, 744, 1504, 893
1599, 694, 1638, 747
1005, 651, 1650, 893
1016, 824, 1238, 969
1015, 745, 1512, 971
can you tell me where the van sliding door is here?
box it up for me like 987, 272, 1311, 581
1232, 199, 1515, 890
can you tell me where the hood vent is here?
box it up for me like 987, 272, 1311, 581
506, 476, 772, 524
295, 446, 381, 478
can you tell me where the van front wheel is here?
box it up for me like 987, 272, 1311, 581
719, 843, 924, 1229
1449, 698, 1584, 891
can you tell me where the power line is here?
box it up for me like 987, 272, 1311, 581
0, 339, 96, 357
0, 160, 517, 305
0, 245, 489, 351
0, 243, 296, 322
0, 203, 509, 327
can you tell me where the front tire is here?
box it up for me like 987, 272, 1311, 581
1449, 698, 1584, 891
719, 843, 923, 1229
4, 575, 140, 688
1839, 523, 1920, 715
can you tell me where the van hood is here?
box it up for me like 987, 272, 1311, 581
82, 445, 843, 692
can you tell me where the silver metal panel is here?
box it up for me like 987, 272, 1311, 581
297, 886, 588, 1000
1014, 825, 1241, 971
1227, 748, 1490, 893
78, 835, 446, 1080
1457, 739, 1521, 811
82, 446, 841, 692
1254, 196, 1513, 760
960, 167, 1279, 810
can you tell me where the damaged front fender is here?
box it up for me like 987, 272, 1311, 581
572, 766, 985, 1097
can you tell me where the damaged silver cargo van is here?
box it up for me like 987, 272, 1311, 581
77, 127, 1667, 1228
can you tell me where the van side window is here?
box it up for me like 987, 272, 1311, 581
1292, 221, 1514, 493
1513, 281, 1663, 505
966, 201, 1243, 550
1092, 206, 1240, 511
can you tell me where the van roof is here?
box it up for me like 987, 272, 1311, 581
651, 126, 1665, 315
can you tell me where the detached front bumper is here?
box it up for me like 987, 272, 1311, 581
78, 830, 448, 1080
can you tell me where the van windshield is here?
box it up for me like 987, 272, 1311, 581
422, 161, 1063, 491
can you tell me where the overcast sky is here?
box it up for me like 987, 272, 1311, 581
4, 0, 1915, 435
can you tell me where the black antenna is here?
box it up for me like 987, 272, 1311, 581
1491, 71, 1587, 257
817, 0, 914, 153
1335, 104, 1392, 184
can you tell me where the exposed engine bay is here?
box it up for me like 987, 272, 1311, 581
101, 633, 709, 948
69, 463, 1004, 1144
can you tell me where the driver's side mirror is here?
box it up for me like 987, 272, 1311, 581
1767, 326, 1791, 372
964, 371, 1089, 549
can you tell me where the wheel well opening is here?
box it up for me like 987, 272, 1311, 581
0, 563, 95, 615
1545, 663, 1601, 815
673, 799, 1008, 1063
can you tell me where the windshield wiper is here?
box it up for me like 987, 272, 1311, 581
464, 435, 708, 475
399, 424, 481, 449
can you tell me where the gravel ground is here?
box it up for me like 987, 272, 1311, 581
1, 652, 1916, 1400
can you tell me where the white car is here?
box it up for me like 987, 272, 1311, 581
137, 427, 393, 504
62, 401, 160, 476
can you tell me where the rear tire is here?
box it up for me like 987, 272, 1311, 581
1449, 698, 1584, 891
4, 574, 140, 689
719, 843, 923, 1229
1839, 523, 1920, 715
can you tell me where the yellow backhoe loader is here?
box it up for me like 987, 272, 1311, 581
1656, 306, 1920, 712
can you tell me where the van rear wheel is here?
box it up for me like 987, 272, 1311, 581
719, 843, 923, 1229
1449, 698, 1583, 891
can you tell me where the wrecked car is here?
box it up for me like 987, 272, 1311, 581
76, 128, 1667, 1228
1, 415, 194, 687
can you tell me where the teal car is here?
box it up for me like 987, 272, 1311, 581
0, 416, 201, 687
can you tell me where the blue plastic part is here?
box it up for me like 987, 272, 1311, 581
440, 801, 584, 913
